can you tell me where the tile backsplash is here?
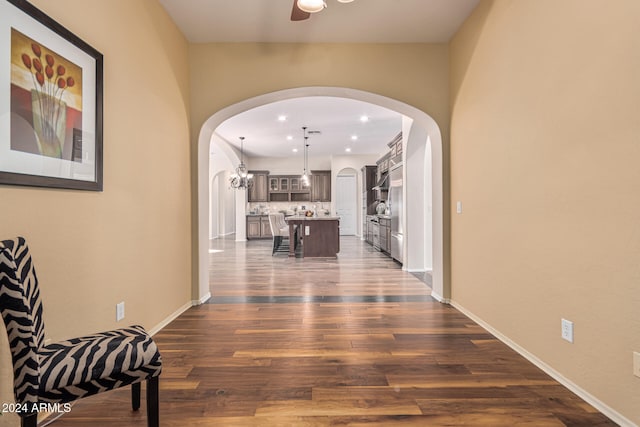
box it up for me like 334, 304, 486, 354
247, 201, 330, 215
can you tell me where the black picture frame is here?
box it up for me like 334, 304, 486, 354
0, 0, 103, 191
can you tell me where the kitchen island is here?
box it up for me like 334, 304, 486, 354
284, 216, 340, 258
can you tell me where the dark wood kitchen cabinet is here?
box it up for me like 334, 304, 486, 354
379, 217, 391, 254
247, 216, 261, 238
268, 175, 311, 202
248, 170, 269, 202
246, 215, 272, 239
311, 170, 331, 202
261, 216, 272, 237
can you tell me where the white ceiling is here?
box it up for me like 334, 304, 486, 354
160, 0, 479, 159
215, 97, 403, 158
159, 0, 480, 43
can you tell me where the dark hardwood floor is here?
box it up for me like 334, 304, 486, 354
51, 236, 616, 426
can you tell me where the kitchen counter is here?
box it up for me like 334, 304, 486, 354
286, 215, 340, 221
285, 216, 340, 258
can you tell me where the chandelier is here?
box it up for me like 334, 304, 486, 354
229, 137, 253, 190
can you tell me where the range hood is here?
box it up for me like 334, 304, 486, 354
371, 174, 388, 190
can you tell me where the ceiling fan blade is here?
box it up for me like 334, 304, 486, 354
291, 0, 311, 21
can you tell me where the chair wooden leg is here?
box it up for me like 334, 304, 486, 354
132, 381, 141, 410
21, 413, 37, 427
146, 376, 159, 427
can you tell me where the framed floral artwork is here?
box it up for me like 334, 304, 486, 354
0, 0, 103, 190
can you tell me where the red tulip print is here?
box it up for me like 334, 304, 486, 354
21, 54, 32, 69
31, 43, 41, 57
18, 39, 79, 158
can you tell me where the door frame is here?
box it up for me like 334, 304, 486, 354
335, 170, 358, 236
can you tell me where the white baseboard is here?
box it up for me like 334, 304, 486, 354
148, 292, 210, 337
450, 300, 637, 427
195, 292, 211, 305
148, 300, 192, 337
430, 291, 450, 304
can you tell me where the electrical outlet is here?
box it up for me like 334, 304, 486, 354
456, 201, 462, 214
561, 318, 573, 343
633, 352, 640, 378
116, 301, 125, 321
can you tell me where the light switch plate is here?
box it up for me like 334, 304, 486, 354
561, 318, 573, 343
633, 352, 640, 378
116, 301, 125, 321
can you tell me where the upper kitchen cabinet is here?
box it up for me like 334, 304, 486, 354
388, 132, 403, 168
311, 170, 331, 202
269, 177, 279, 192
279, 177, 289, 192
362, 165, 377, 215
248, 170, 269, 202
291, 177, 309, 191
268, 174, 311, 202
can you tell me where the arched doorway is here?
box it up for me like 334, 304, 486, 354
209, 170, 235, 242
197, 87, 446, 303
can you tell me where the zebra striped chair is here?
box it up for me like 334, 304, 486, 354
0, 237, 162, 427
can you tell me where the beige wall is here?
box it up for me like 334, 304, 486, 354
1, 1, 191, 423
450, 0, 640, 423
190, 43, 450, 138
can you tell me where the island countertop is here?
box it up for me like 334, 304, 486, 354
285, 216, 340, 221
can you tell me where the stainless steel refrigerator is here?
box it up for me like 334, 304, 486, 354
389, 164, 403, 264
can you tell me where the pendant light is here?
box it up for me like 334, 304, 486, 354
229, 137, 254, 190
301, 127, 310, 186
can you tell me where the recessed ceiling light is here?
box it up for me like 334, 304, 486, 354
286, 135, 293, 140
351, 135, 358, 141
345, 147, 352, 153
278, 115, 287, 122
292, 148, 298, 153
360, 115, 369, 123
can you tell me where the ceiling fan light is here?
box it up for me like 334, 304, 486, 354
297, 0, 326, 13
337, 0, 354, 3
